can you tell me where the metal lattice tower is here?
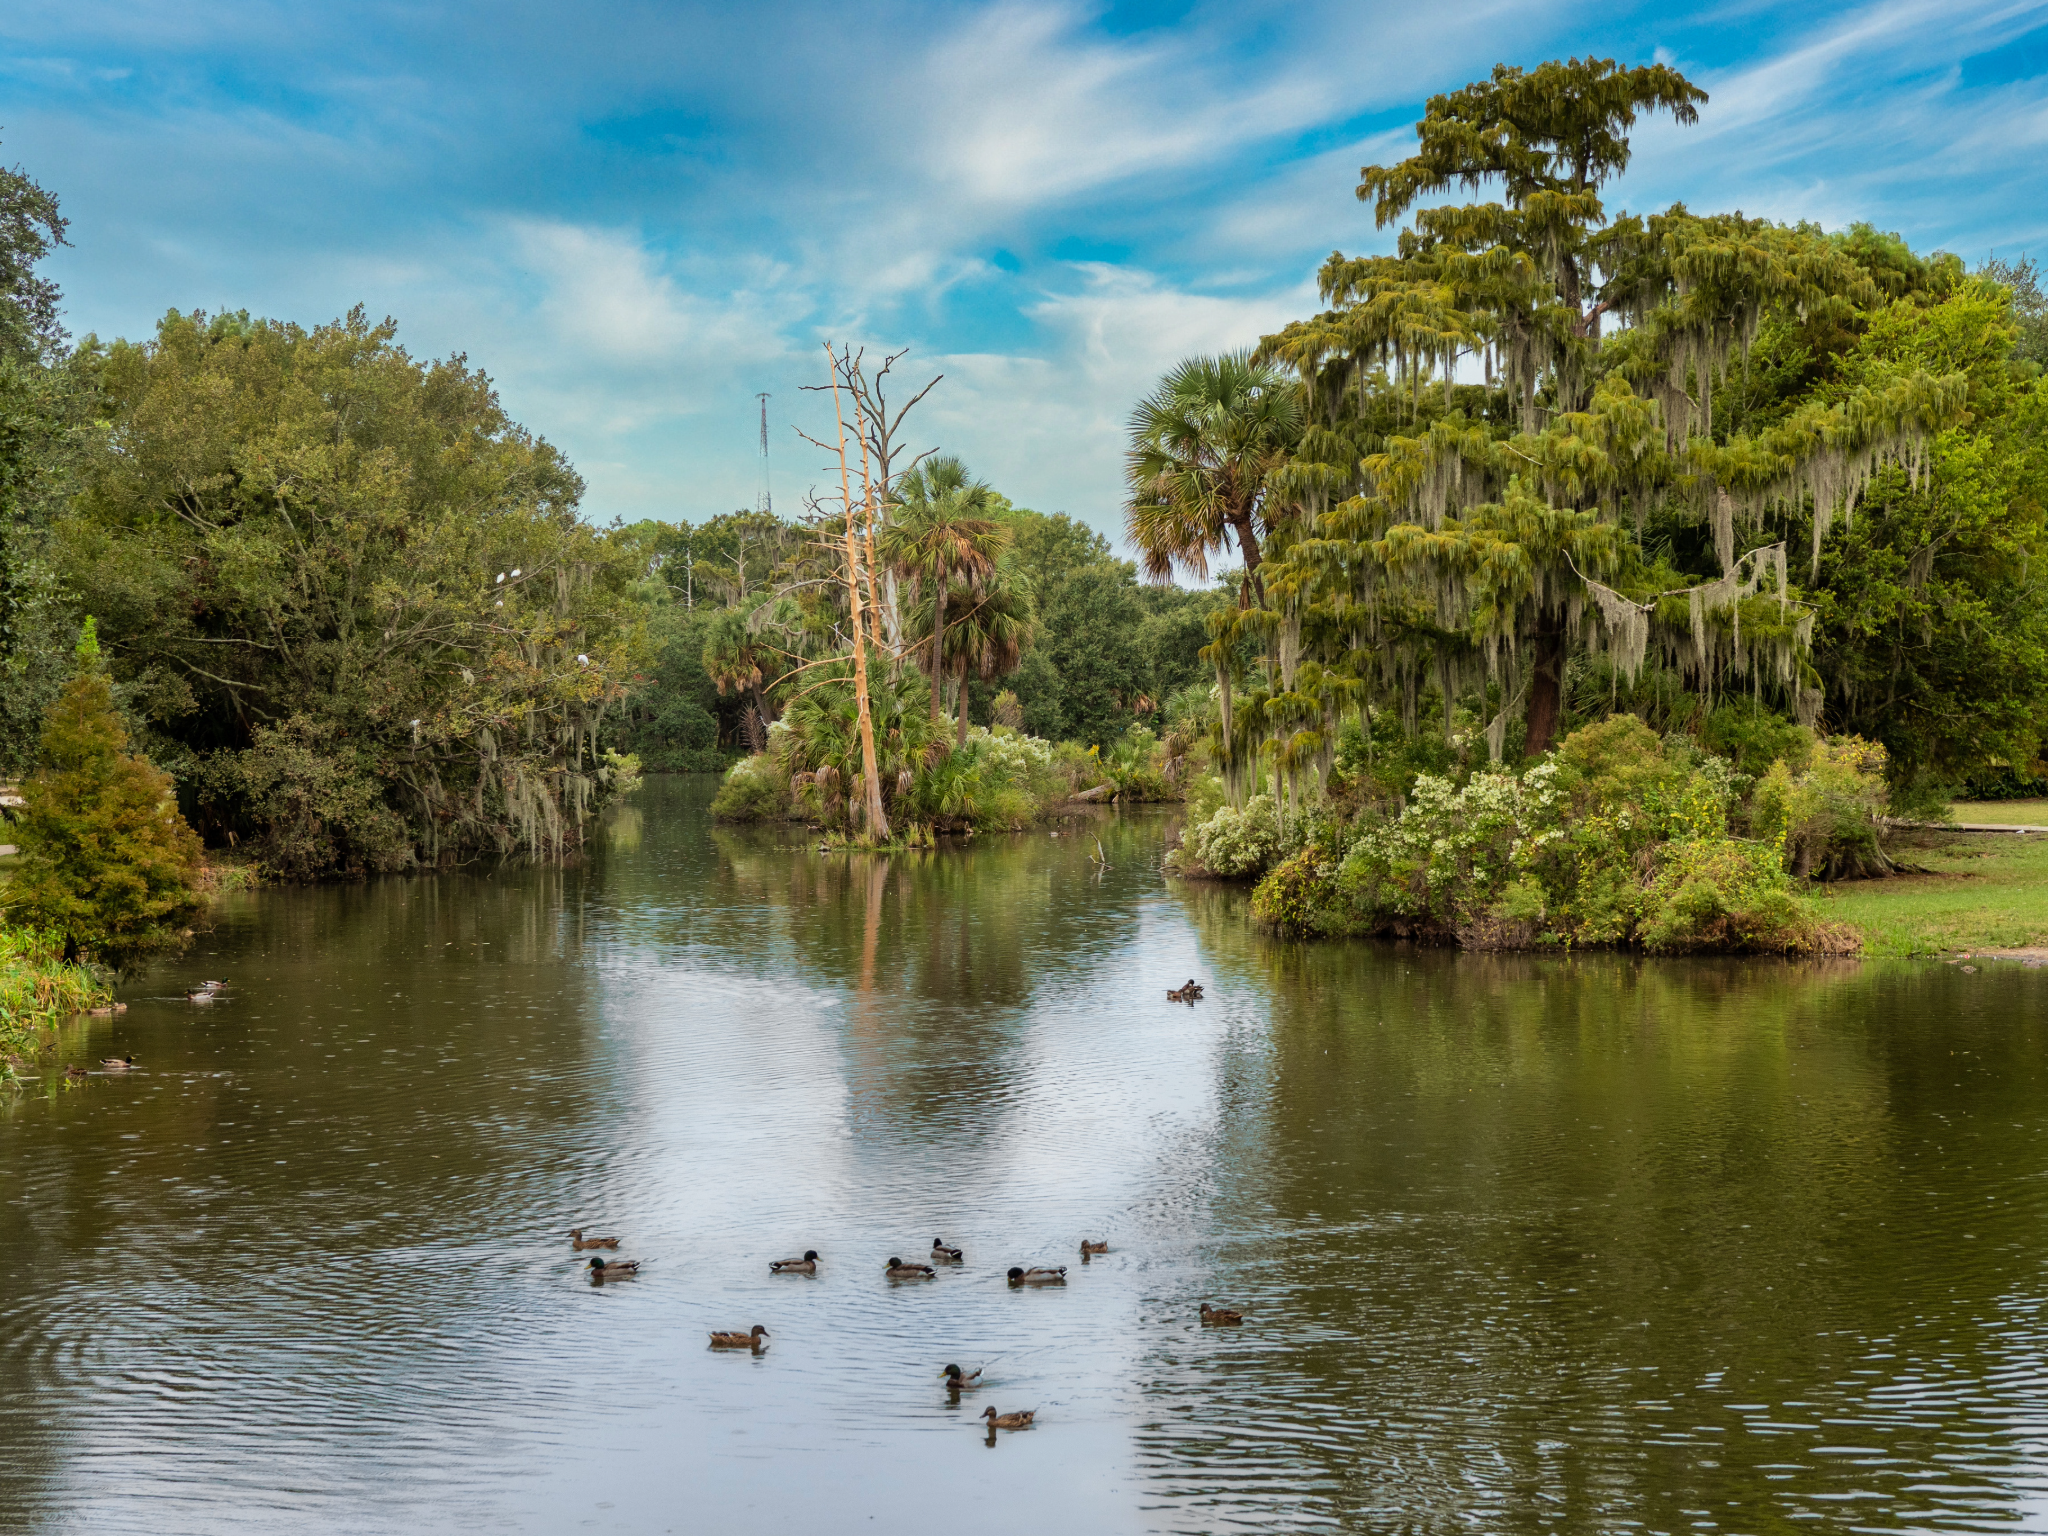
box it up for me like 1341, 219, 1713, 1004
756, 393, 772, 515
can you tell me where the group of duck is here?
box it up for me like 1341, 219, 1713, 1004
563, 1228, 1247, 1435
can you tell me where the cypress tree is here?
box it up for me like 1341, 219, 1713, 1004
7, 618, 202, 965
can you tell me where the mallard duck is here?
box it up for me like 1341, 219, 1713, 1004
940, 1363, 983, 1390
99, 1056, 135, 1070
709, 1325, 770, 1348
1199, 1303, 1244, 1325
980, 1406, 1036, 1430
586, 1256, 640, 1279
771, 1250, 820, 1273
1080, 1239, 1108, 1255
886, 1257, 935, 1280
186, 989, 217, 1003
195, 980, 227, 991
569, 1228, 620, 1251
930, 1238, 963, 1263
1167, 979, 1205, 1003
1007, 1265, 1066, 1285
63, 1064, 89, 1080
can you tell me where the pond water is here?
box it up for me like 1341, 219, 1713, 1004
4, 776, 2048, 1533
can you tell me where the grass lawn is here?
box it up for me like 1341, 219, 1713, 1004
1947, 799, 2048, 827
1823, 827, 2048, 956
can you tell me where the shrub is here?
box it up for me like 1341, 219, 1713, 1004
1749, 736, 1891, 879
1638, 837, 1835, 953
5, 623, 205, 966
197, 714, 415, 879
1170, 794, 1284, 879
0, 927, 112, 1057
709, 753, 790, 822
1250, 847, 1346, 936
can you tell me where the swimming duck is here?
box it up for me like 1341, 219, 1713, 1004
940, 1363, 983, 1390
1080, 1239, 1108, 1255
980, 1406, 1036, 1430
586, 1256, 640, 1279
930, 1238, 963, 1263
569, 1228, 620, 1251
1166, 979, 1204, 1003
886, 1257, 936, 1280
63, 1065, 88, 1080
771, 1250, 820, 1274
186, 989, 218, 1003
1199, 1303, 1244, 1325
100, 1056, 135, 1070
1007, 1266, 1066, 1285
710, 1325, 770, 1349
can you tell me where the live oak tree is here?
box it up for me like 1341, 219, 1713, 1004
1223, 54, 1969, 794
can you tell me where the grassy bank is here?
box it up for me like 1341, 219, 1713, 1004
1947, 799, 2048, 827
1824, 828, 2048, 956
0, 927, 113, 1058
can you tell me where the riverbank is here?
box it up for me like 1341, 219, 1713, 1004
0, 928, 112, 1059
1824, 824, 2048, 956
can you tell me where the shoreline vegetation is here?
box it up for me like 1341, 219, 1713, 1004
3, 54, 2048, 977
0, 928, 111, 1064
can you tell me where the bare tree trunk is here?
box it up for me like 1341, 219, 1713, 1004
827, 347, 890, 841
1523, 614, 1567, 758
955, 671, 971, 749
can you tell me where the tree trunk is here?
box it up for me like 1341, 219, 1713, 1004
955, 671, 970, 749
1229, 515, 1265, 609
1523, 613, 1567, 758
928, 580, 948, 733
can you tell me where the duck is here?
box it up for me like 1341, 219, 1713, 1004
63, 1065, 89, 1080
771, 1250, 820, 1274
886, 1257, 936, 1280
1199, 1303, 1244, 1325
940, 1363, 983, 1390
1166, 979, 1205, 1003
196, 980, 227, 991
930, 1238, 963, 1263
709, 1325, 770, 1349
1080, 1239, 1108, 1255
99, 1056, 136, 1070
186, 989, 218, 1003
569, 1228, 620, 1251
586, 1256, 640, 1279
1007, 1265, 1066, 1286
980, 1406, 1036, 1430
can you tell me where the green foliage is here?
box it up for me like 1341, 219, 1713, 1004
6, 639, 203, 965
1170, 793, 1285, 879
1299, 717, 1850, 954
0, 926, 110, 1056
57, 307, 633, 874
1749, 735, 1891, 879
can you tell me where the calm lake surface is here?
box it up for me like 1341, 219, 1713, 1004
5, 776, 2048, 1533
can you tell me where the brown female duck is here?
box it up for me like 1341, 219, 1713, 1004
1199, 1303, 1244, 1325
980, 1406, 1036, 1430
569, 1228, 620, 1250
709, 1325, 770, 1349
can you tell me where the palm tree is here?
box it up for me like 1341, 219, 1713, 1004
702, 601, 780, 752
1124, 351, 1302, 607
932, 564, 1034, 748
879, 456, 1008, 734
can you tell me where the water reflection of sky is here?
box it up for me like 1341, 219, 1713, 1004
2, 778, 2046, 1532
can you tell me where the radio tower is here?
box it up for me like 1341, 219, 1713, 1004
756, 392, 772, 515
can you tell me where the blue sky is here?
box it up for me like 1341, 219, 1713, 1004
6, 0, 2048, 544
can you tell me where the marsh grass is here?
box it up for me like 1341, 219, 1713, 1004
1824, 829, 2048, 955
0, 927, 113, 1058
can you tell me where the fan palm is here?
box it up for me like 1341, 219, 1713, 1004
1124, 351, 1303, 606
929, 564, 1035, 748
879, 456, 1009, 733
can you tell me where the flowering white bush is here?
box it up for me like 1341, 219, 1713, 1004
1338, 763, 1565, 920
1173, 793, 1285, 878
